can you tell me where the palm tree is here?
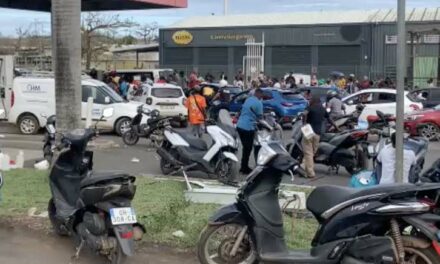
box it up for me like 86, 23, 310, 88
51, 0, 82, 132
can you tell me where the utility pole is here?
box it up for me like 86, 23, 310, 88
51, 0, 82, 132
224, 0, 228, 15
395, 0, 406, 182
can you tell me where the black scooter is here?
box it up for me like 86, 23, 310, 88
287, 115, 369, 174
48, 108, 144, 264
197, 119, 440, 264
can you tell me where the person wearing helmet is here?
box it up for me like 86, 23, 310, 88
185, 85, 207, 138
326, 90, 345, 121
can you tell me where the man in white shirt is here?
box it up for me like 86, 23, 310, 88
377, 133, 416, 184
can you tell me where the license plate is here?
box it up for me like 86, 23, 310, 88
160, 105, 175, 110
110, 207, 137, 225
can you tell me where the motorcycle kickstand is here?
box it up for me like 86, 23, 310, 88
71, 239, 84, 261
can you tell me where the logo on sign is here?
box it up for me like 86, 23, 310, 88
24, 84, 42, 93
172, 30, 193, 45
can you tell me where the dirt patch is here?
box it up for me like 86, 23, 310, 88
0, 216, 198, 264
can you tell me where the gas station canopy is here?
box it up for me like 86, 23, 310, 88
0, 0, 187, 12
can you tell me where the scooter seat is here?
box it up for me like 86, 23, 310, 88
81, 171, 134, 187
307, 184, 418, 220
320, 133, 336, 142
174, 130, 208, 150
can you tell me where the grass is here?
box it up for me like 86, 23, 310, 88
0, 169, 317, 249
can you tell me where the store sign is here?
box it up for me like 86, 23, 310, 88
210, 33, 255, 41
172, 30, 193, 45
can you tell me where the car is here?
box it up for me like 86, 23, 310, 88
405, 104, 440, 141
409, 87, 440, 109
137, 83, 187, 119
229, 88, 308, 124
342, 88, 423, 122
8, 76, 145, 135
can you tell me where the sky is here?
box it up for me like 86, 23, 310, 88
0, 0, 438, 36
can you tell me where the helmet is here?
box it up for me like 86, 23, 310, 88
327, 90, 338, 99
219, 79, 228, 88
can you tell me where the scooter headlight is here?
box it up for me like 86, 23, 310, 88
257, 143, 277, 166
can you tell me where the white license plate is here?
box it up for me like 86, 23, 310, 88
160, 105, 175, 110
110, 207, 137, 225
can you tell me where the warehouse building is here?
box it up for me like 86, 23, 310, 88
160, 8, 440, 87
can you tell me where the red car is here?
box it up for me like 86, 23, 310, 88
405, 105, 440, 140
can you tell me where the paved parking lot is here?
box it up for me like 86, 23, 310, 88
1, 123, 440, 187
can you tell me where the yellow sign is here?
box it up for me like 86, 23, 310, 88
172, 30, 193, 45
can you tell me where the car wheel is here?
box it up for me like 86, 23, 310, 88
418, 123, 439, 141
115, 117, 131, 136
18, 114, 40, 135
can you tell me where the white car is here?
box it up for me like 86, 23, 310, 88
342, 88, 423, 122
134, 83, 187, 118
9, 77, 145, 135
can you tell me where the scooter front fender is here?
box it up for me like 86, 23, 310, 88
208, 203, 246, 226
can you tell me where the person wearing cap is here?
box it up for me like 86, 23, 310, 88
236, 88, 264, 174
185, 86, 207, 138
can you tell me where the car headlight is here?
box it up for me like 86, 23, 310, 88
405, 115, 424, 121
257, 143, 277, 166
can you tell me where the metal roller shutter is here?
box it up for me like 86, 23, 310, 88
162, 47, 193, 65
199, 47, 228, 65
318, 45, 361, 65
272, 46, 311, 65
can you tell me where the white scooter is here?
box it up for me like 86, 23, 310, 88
156, 109, 239, 185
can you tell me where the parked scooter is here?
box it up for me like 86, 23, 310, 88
197, 118, 440, 264
42, 114, 56, 162
287, 114, 369, 174
156, 109, 239, 185
48, 108, 144, 264
328, 104, 365, 132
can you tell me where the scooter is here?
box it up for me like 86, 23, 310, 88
197, 119, 440, 264
42, 114, 56, 162
328, 104, 365, 132
287, 114, 369, 174
48, 108, 144, 264
156, 109, 239, 185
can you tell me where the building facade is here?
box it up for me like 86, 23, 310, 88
160, 8, 440, 86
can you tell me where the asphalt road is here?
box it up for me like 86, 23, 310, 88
2, 125, 440, 187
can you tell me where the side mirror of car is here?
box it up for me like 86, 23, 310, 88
105, 96, 110, 104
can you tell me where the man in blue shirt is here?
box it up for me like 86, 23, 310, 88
237, 88, 264, 174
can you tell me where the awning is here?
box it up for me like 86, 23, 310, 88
0, 0, 187, 12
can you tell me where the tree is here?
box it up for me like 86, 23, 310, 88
81, 12, 137, 70
135, 22, 159, 44
51, 0, 82, 132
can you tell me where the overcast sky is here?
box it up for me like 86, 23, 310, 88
0, 0, 438, 36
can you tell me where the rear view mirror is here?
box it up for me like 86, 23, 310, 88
105, 96, 110, 104
102, 108, 114, 118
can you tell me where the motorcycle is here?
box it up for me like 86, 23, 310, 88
287, 114, 369, 174
328, 104, 365, 132
197, 119, 440, 264
48, 108, 144, 264
42, 114, 56, 162
122, 105, 170, 147
156, 109, 239, 185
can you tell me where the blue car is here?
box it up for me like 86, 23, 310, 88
229, 88, 308, 124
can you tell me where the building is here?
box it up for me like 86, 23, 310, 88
160, 8, 440, 87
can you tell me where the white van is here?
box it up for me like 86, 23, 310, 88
114, 69, 174, 82
9, 77, 144, 135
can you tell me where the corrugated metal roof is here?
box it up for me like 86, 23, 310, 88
166, 7, 440, 29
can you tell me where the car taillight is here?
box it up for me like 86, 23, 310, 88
146, 97, 152, 105
281, 102, 293, 107
410, 104, 420, 111
11, 90, 14, 107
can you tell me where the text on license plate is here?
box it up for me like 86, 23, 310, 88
110, 207, 137, 225
160, 105, 175, 110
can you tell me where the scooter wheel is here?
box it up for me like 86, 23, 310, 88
197, 224, 257, 264
48, 198, 69, 236
122, 130, 139, 146
109, 243, 127, 264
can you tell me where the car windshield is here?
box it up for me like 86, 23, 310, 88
224, 87, 242, 94
282, 92, 304, 100
101, 85, 124, 103
152, 88, 182, 98
159, 70, 174, 78
218, 109, 237, 138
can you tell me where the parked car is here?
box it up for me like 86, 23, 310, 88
229, 88, 308, 124
342, 88, 423, 122
9, 77, 145, 135
409, 87, 440, 109
405, 104, 440, 140
136, 83, 187, 121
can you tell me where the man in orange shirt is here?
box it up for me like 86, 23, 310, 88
185, 86, 207, 138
